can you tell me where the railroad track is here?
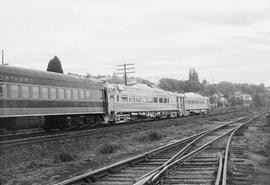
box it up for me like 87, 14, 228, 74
0, 108, 249, 148
0, 106, 245, 141
54, 112, 261, 185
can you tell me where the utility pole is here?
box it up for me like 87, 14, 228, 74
116, 63, 135, 85
1, 49, 4, 65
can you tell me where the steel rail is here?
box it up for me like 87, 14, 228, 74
0, 107, 245, 141
54, 132, 204, 185
0, 117, 204, 148
0, 110, 249, 149
135, 127, 236, 185
222, 112, 262, 185
55, 116, 248, 185
133, 116, 246, 183
215, 153, 224, 185
135, 113, 261, 185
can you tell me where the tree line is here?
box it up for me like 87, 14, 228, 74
45, 57, 268, 107
158, 68, 268, 106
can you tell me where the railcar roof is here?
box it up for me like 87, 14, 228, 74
107, 83, 184, 96
185, 92, 208, 99
0, 65, 103, 86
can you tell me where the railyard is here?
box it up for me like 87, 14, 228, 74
1, 1, 270, 185
1, 107, 269, 185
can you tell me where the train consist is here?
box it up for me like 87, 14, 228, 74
0, 65, 210, 131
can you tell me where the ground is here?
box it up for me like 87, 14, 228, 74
244, 115, 270, 184
0, 109, 267, 185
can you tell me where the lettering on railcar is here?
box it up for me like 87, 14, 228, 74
0, 75, 33, 84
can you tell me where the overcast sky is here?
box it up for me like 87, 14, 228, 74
0, 0, 269, 85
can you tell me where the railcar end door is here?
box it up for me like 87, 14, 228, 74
107, 88, 116, 122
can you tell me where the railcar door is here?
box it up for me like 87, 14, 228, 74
176, 96, 180, 109
106, 88, 116, 122
180, 96, 185, 110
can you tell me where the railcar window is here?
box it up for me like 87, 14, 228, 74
85, 90, 90, 100
143, 96, 147, 102
72, 89, 78, 100
79, 89, 85, 99
58, 89, 65, 99
10, 85, 19, 98
32, 86, 39, 99
65, 89, 71, 99
91, 90, 102, 101
147, 97, 153, 103
41, 87, 48, 99
164, 98, 167, 103
129, 95, 135, 102
136, 96, 142, 102
21, 86, 29, 98
154, 97, 158, 103
168, 98, 170, 103
50, 88, 57, 99
117, 94, 119, 102
0, 84, 7, 98
159, 98, 163, 103
121, 95, 128, 102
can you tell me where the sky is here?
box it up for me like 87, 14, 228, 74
0, 0, 270, 85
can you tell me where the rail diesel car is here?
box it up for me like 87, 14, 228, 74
0, 65, 210, 131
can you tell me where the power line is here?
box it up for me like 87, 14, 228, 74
116, 63, 135, 85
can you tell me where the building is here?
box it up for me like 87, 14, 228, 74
241, 93, 252, 107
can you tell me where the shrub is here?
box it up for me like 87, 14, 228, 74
54, 151, 74, 163
97, 142, 120, 154
136, 130, 164, 142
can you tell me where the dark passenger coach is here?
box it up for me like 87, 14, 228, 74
0, 65, 106, 131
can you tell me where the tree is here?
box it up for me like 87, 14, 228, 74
47, 56, 64, 73
188, 68, 199, 82
252, 93, 262, 107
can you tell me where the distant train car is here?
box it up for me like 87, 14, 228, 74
105, 84, 185, 123
0, 65, 105, 131
184, 92, 210, 115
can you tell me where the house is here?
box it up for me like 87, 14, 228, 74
241, 94, 252, 107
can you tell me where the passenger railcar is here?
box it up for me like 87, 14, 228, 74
0, 65, 105, 130
105, 84, 185, 123
0, 65, 211, 131
184, 92, 210, 115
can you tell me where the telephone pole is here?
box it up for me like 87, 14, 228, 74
1, 49, 4, 65
116, 63, 135, 85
